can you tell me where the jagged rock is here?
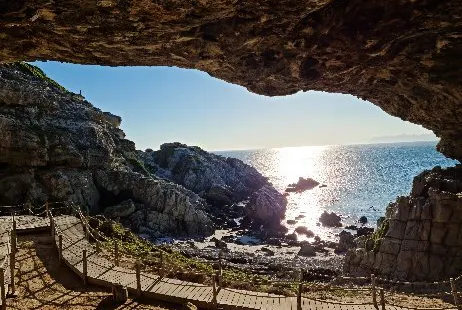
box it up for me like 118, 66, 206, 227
286, 177, 319, 192
138, 143, 269, 204
335, 231, 355, 254
0, 64, 215, 237
344, 166, 462, 281
356, 227, 374, 237
298, 242, 316, 257
103, 199, 136, 218
294, 226, 314, 237
319, 211, 342, 227
246, 185, 287, 229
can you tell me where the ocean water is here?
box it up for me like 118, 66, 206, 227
218, 141, 459, 241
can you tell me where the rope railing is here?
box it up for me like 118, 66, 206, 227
7, 201, 462, 310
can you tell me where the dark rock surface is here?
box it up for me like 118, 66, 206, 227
319, 211, 342, 227
344, 166, 462, 281
1, 1, 461, 160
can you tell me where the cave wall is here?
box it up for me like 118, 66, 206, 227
0, 0, 461, 159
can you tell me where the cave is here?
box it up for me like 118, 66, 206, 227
1, 0, 461, 281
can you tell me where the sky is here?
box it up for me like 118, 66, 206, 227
32, 61, 435, 151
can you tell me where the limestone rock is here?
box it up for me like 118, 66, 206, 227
0, 64, 215, 237
246, 185, 287, 229
138, 142, 269, 204
344, 166, 462, 281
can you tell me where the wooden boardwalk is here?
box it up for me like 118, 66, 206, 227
0, 213, 441, 309
51, 215, 406, 310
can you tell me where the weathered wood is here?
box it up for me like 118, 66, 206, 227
371, 274, 377, 309
114, 241, 119, 267
379, 289, 385, 310
451, 278, 461, 310
58, 234, 63, 264
136, 260, 142, 296
9, 233, 15, 295
0, 267, 5, 309
82, 249, 88, 286
212, 275, 218, 309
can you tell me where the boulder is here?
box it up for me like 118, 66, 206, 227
294, 226, 315, 237
319, 211, 342, 227
335, 231, 355, 253
356, 227, 374, 237
246, 185, 287, 229
103, 199, 136, 218
359, 216, 368, 225
298, 242, 316, 257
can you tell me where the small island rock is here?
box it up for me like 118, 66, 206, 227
285, 177, 320, 192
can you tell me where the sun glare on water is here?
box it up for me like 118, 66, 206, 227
256, 146, 346, 241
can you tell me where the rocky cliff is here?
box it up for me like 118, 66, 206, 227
138, 143, 287, 229
1, 1, 461, 160
0, 63, 216, 237
344, 165, 462, 281
0, 63, 287, 237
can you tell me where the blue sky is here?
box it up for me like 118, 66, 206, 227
33, 61, 435, 151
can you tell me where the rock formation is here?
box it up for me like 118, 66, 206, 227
0, 63, 214, 237
1, 1, 461, 160
344, 165, 462, 281
0, 63, 286, 237
138, 142, 269, 204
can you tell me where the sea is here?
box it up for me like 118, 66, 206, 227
217, 141, 459, 241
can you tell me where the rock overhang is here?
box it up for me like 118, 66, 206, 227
1, 0, 461, 158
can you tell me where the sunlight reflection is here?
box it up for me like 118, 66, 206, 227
273, 146, 342, 241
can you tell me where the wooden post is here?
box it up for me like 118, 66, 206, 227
46, 202, 51, 221
0, 267, 5, 308
371, 274, 377, 309
296, 268, 303, 310
12, 219, 17, 254
58, 235, 63, 264
136, 261, 142, 296
212, 274, 218, 309
379, 289, 385, 310
218, 253, 223, 288
51, 217, 55, 239
451, 278, 461, 310
82, 250, 88, 286
114, 241, 119, 267
10, 234, 15, 295
159, 251, 164, 277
